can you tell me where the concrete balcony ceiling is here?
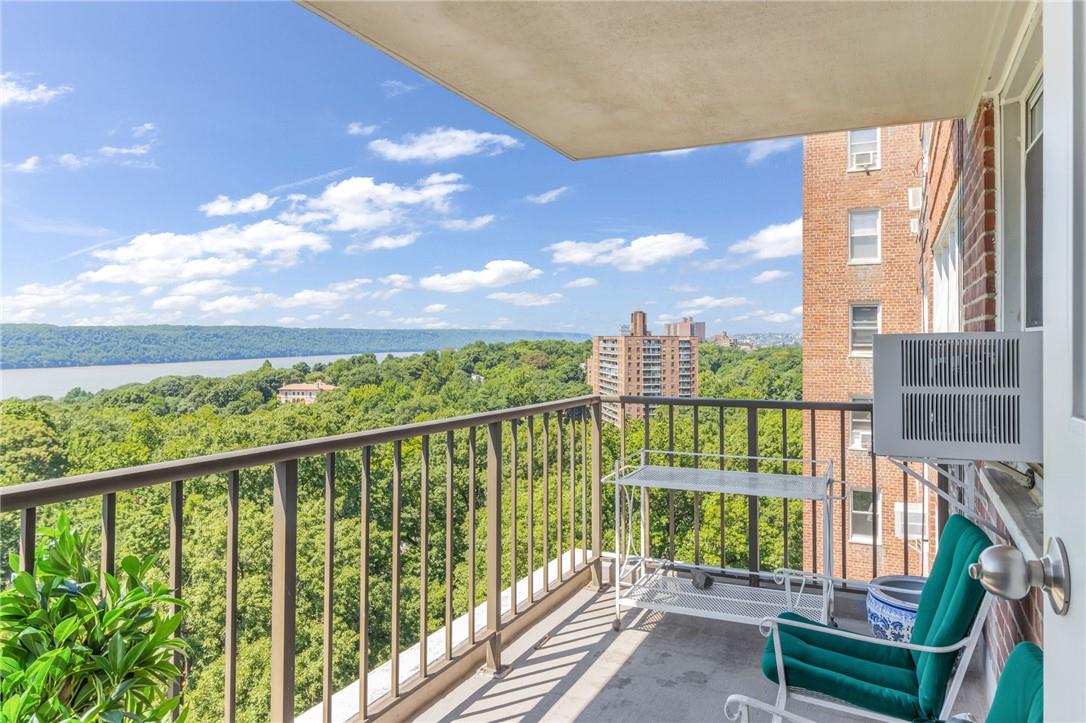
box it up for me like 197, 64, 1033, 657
301, 1, 1022, 159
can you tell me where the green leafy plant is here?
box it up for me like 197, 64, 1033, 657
0, 513, 188, 722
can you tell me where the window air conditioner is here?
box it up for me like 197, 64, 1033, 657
894, 502, 924, 540
852, 151, 876, 168
908, 187, 923, 211
872, 332, 1043, 462
859, 431, 872, 450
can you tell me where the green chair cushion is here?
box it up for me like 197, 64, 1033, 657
986, 642, 1043, 723
762, 611, 923, 720
909, 515, 991, 717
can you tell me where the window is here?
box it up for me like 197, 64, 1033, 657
850, 489, 880, 544
932, 195, 962, 332
848, 128, 880, 170
849, 304, 880, 355
849, 209, 881, 262
850, 396, 872, 450
1024, 79, 1043, 328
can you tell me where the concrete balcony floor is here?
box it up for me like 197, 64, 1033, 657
419, 580, 990, 722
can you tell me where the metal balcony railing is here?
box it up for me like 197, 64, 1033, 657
0, 393, 933, 722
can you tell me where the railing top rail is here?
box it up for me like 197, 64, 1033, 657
0, 394, 599, 511
600, 395, 873, 412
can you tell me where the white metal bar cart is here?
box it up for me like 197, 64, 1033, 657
605, 449, 838, 630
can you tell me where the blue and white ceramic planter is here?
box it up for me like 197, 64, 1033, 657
866, 575, 925, 641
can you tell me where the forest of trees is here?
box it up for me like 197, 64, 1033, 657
0, 324, 588, 368
0, 340, 804, 720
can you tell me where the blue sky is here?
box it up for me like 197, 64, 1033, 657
1, 2, 802, 336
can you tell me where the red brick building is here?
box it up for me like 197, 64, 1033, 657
801, 124, 937, 581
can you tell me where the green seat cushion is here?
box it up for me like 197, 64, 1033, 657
986, 642, 1042, 723
909, 515, 991, 718
762, 611, 923, 720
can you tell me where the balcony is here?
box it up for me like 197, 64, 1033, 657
0, 394, 984, 722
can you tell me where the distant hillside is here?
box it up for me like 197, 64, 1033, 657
0, 324, 589, 369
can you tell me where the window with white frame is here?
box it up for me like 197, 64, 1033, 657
848, 128, 880, 170
850, 396, 872, 450
1024, 79, 1043, 328
849, 304, 880, 355
850, 489, 880, 544
849, 209, 881, 262
932, 195, 962, 332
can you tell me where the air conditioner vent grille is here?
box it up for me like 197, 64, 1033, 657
873, 332, 1041, 462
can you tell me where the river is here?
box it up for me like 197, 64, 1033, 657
0, 351, 422, 399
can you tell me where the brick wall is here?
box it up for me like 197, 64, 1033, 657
961, 101, 998, 331
801, 125, 936, 580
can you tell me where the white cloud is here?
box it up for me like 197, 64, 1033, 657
98, 144, 151, 157
546, 232, 706, 272
152, 295, 199, 311
746, 137, 801, 164
381, 80, 417, 97
487, 291, 562, 307
420, 260, 542, 293
1, 73, 72, 107
346, 232, 420, 253
0, 281, 130, 323
199, 293, 277, 315
132, 122, 157, 138
678, 295, 750, 315
396, 316, 450, 329
283, 173, 467, 232
489, 317, 512, 329
525, 186, 570, 204
731, 307, 801, 324
4, 155, 40, 173
338, 313, 352, 321
79, 219, 328, 285
277, 316, 300, 324
751, 269, 792, 284
369, 127, 521, 162
563, 277, 598, 288
347, 122, 379, 136
791, 305, 803, 316
728, 218, 802, 259
57, 153, 91, 170
653, 147, 698, 157
423, 303, 448, 313
762, 312, 795, 323
172, 279, 238, 296
199, 192, 277, 217
669, 283, 698, 293
440, 214, 494, 231
369, 309, 393, 317
381, 274, 414, 289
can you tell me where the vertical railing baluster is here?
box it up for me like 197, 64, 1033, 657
746, 409, 759, 585
419, 436, 429, 678
542, 413, 550, 593
270, 463, 296, 723
19, 507, 35, 573
568, 410, 575, 570
719, 406, 726, 569
871, 450, 879, 578
903, 468, 910, 576
225, 471, 239, 723
590, 401, 603, 587
781, 409, 789, 570
810, 410, 818, 576
510, 421, 518, 616
359, 447, 371, 720
557, 412, 563, 582
444, 431, 454, 662
668, 404, 675, 563
581, 408, 588, 567
693, 404, 700, 566
102, 493, 116, 578
619, 403, 626, 462
839, 410, 847, 583
169, 480, 184, 712
485, 421, 503, 672
527, 416, 535, 602
468, 427, 477, 643
641, 404, 650, 559
323, 454, 335, 723
391, 442, 401, 698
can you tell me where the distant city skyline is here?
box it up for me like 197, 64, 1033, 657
1, 3, 802, 336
